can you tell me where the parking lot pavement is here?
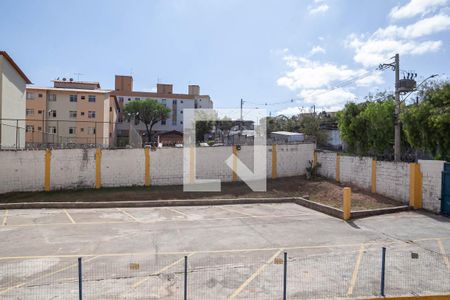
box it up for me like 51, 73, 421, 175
0, 203, 449, 299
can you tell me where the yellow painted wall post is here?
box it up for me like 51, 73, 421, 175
409, 163, 423, 209
232, 145, 238, 182
371, 159, 377, 193
336, 153, 340, 183
271, 144, 277, 179
95, 148, 102, 189
144, 147, 150, 187
44, 149, 51, 192
343, 187, 352, 220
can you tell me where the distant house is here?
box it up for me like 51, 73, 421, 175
270, 131, 304, 143
157, 130, 183, 146
0, 51, 31, 149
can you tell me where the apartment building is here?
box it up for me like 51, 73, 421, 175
0, 51, 31, 149
25, 79, 116, 147
112, 75, 213, 144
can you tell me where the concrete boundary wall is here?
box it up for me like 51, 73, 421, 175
316, 151, 445, 213
0, 143, 314, 194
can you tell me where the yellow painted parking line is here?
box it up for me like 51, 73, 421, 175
132, 252, 195, 289
437, 239, 450, 271
165, 207, 189, 217
347, 243, 365, 296
0, 256, 98, 295
116, 208, 140, 222
2, 210, 8, 226
227, 249, 283, 300
63, 209, 76, 224
219, 206, 256, 217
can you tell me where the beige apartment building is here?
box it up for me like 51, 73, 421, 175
25, 79, 117, 147
112, 75, 213, 145
0, 51, 31, 149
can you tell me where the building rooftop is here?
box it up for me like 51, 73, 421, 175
26, 85, 110, 94
0, 51, 32, 84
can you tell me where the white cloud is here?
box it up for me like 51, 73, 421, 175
390, 0, 448, 20
308, 3, 329, 15
277, 55, 365, 90
310, 46, 326, 55
375, 14, 450, 39
346, 14, 450, 67
299, 88, 357, 107
355, 71, 385, 87
276, 106, 302, 116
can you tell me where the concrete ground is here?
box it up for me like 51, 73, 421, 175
0, 203, 449, 299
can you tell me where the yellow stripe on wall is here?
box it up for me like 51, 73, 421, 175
271, 144, 277, 179
409, 163, 423, 209
95, 148, 102, 189
232, 145, 238, 182
371, 159, 377, 193
144, 147, 150, 186
44, 149, 51, 192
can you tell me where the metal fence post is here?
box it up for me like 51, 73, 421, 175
380, 247, 386, 297
184, 256, 188, 300
283, 252, 287, 300
78, 257, 83, 300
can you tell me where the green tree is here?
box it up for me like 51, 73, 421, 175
402, 82, 450, 160
124, 99, 170, 143
337, 102, 369, 155
300, 114, 327, 145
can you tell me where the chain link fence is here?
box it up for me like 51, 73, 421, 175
0, 245, 449, 299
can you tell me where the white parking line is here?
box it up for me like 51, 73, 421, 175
63, 209, 76, 224
116, 208, 140, 222
347, 243, 365, 295
165, 207, 189, 217
437, 239, 450, 271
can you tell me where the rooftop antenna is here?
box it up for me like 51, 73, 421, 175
74, 73, 84, 81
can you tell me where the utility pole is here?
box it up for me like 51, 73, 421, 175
394, 53, 401, 162
379, 53, 401, 161
240, 98, 243, 135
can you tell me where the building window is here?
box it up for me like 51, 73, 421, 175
88, 127, 96, 135
88, 95, 96, 102
161, 119, 166, 125
88, 111, 96, 118
38, 110, 43, 114
180, 121, 183, 125
135, 97, 140, 101
37, 126, 42, 131
48, 94, 56, 102
173, 100, 177, 104
70, 95, 78, 102
69, 111, 77, 118
118, 97, 124, 103
26, 125, 34, 132
48, 126, 56, 134
181, 100, 183, 103
109, 107, 112, 112
80, 128, 84, 132
49, 110, 57, 118
69, 127, 76, 135
180, 110, 183, 114
80, 112, 85, 116
26, 92, 36, 100
81, 96, 86, 100
26, 109, 34, 116
161, 99, 166, 105
38, 93, 43, 98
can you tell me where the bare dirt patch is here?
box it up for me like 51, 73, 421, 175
0, 176, 401, 210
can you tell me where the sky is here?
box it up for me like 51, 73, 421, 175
1, 0, 449, 116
